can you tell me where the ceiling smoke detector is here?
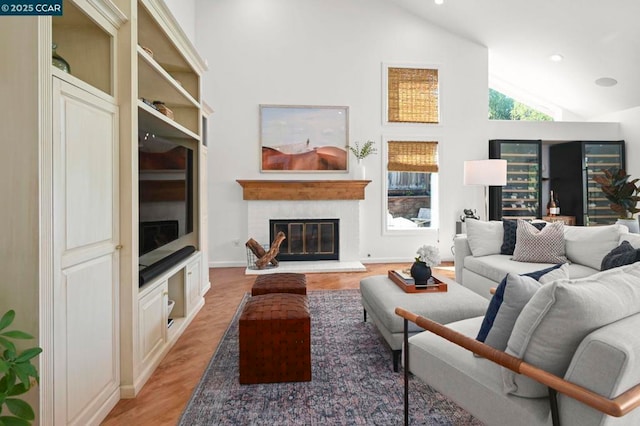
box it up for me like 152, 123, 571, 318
595, 77, 618, 87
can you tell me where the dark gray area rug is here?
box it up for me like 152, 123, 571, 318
179, 289, 483, 425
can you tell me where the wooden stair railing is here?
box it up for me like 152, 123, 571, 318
395, 307, 640, 423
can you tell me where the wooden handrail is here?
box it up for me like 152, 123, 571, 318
395, 307, 640, 418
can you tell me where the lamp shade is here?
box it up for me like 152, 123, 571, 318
463, 160, 507, 186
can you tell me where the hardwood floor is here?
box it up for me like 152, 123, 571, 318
102, 262, 455, 425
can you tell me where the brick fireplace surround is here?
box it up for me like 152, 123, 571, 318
237, 180, 370, 274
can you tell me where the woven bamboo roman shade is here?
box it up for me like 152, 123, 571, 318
387, 141, 439, 172
387, 67, 439, 123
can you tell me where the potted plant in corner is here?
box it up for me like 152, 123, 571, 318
593, 168, 640, 233
347, 140, 377, 180
0, 310, 42, 425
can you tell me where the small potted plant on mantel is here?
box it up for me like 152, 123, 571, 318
594, 168, 640, 233
347, 140, 377, 180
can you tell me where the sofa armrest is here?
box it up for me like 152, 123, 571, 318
454, 235, 472, 284
395, 307, 640, 419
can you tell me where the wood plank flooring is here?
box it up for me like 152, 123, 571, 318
102, 262, 455, 425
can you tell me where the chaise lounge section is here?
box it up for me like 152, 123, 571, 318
400, 252, 640, 425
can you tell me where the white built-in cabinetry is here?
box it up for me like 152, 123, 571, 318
117, 0, 207, 400
52, 76, 121, 425
0, 0, 207, 424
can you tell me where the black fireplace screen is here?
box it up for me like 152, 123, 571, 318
269, 219, 339, 261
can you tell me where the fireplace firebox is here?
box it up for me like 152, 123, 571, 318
269, 219, 339, 261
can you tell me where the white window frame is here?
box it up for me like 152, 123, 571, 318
381, 135, 440, 236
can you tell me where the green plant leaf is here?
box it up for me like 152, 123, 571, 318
0, 415, 32, 426
6, 384, 27, 397
11, 366, 29, 390
4, 399, 33, 421
15, 364, 37, 384
0, 338, 16, 355
14, 348, 41, 364
0, 332, 33, 341
0, 312, 15, 333
0, 359, 9, 375
0, 370, 16, 391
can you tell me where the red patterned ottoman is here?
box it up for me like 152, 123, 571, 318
239, 293, 311, 384
251, 273, 307, 296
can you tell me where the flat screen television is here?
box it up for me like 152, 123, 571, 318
138, 132, 194, 257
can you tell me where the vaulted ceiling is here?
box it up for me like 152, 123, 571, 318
389, 0, 640, 120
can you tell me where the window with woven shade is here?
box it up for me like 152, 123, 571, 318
387, 67, 439, 124
387, 141, 439, 172
386, 141, 439, 230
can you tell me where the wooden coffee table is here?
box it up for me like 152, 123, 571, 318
359, 272, 488, 371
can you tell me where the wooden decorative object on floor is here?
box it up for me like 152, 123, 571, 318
245, 238, 278, 267
255, 231, 286, 269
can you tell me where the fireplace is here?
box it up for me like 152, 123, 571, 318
270, 219, 339, 261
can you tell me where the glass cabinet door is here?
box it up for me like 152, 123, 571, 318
584, 143, 625, 225
489, 140, 541, 220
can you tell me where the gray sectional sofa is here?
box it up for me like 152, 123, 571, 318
454, 220, 639, 299
401, 220, 640, 425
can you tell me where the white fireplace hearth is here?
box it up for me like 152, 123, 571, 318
246, 200, 365, 274
237, 180, 371, 274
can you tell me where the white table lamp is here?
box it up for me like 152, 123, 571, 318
464, 159, 508, 220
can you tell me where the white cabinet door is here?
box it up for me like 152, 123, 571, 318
52, 78, 120, 425
186, 255, 202, 313
138, 281, 168, 366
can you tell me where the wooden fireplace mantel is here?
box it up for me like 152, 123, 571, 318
236, 180, 371, 201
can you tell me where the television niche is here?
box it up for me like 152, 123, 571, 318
138, 132, 194, 261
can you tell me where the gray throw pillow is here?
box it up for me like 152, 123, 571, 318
483, 264, 569, 350
512, 220, 567, 263
465, 219, 503, 257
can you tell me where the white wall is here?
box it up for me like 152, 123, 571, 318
194, 0, 627, 266
163, 0, 196, 44
196, 0, 489, 265
594, 106, 640, 179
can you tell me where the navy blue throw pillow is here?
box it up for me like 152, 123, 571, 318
500, 220, 546, 255
476, 263, 563, 343
601, 240, 639, 270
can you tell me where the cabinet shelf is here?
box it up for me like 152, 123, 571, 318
137, 47, 200, 135
138, 100, 199, 141
52, 0, 120, 96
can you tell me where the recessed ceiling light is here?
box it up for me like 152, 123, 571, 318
434, 0, 444, 4
595, 77, 618, 87
549, 54, 564, 62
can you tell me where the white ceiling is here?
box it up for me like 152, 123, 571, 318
388, 0, 640, 120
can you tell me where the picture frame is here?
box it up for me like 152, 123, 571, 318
260, 105, 349, 172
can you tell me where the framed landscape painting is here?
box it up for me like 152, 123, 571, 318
260, 105, 349, 172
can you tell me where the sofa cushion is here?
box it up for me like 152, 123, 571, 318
408, 317, 552, 426
477, 264, 568, 350
466, 219, 503, 257
560, 313, 640, 426
464, 254, 596, 285
601, 240, 639, 270
503, 262, 640, 397
620, 232, 640, 248
512, 220, 567, 264
564, 224, 626, 270
501, 220, 546, 255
